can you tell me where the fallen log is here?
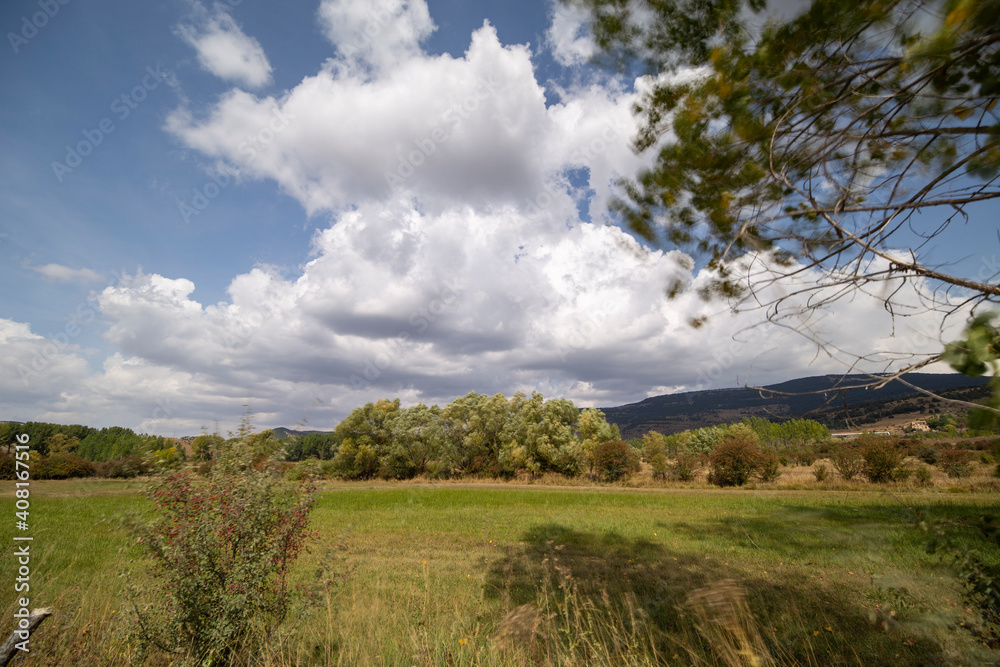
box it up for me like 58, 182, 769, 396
0, 608, 53, 667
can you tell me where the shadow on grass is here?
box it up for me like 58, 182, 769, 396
665, 501, 1000, 566
484, 523, 949, 666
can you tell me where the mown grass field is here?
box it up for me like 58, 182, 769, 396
2, 476, 1000, 665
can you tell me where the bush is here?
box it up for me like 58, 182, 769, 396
96, 456, 151, 479
937, 447, 975, 479
425, 459, 454, 480
859, 436, 905, 483
915, 465, 933, 487
917, 445, 939, 465
648, 451, 670, 481
149, 446, 184, 471
34, 453, 95, 480
319, 459, 338, 479
330, 441, 379, 480
893, 463, 914, 482
130, 464, 316, 665
832, 445, 864, 480
756, 450, 782, 483
793, 448, 817, 466
642, 432, 669, 481
285, 458, 321, 481
813, 463, 829, 482
708, 435, 762, 487
593, 440, 641, 482
668, 451, 700, 482
465, 453, 501, 478
0, 454, 13, 480
378, 447, 418, 480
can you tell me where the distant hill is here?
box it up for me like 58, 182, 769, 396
601, 373, 991, 439
271, 426, 335, 440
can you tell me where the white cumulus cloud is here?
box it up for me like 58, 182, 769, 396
26, 263, 103, 284
547, 2, 597, 66
317, 0, 436, 72
176, 3, 273, 88
0, 0, 968, 436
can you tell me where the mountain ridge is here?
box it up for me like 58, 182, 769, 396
599, 373, 991, 439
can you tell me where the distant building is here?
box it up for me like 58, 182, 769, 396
907, 420, 930, 432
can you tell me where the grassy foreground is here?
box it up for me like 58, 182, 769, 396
2, 480, 999, 665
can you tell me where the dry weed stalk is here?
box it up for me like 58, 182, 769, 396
685, 580, 776, 667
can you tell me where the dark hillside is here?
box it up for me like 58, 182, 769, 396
601, 373, 989, 438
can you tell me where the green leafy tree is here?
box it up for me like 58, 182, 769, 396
576, 408, 623, 479
333, 398, 400, 459
742, 416, 781, 448
0, 422, 17, 455
329, 440, 379, 480
78, 426, 145, 461
192, 433, 224, 461
388, 403, 443, 477
499, 392, 580, 476
3, 422, 95, 456
689, 425, 726, 454
572, 0, 1000, 412
44, 433, 80, 455
943, 313, 1000, 427
663, 429, 694, 455
642, 431, 671, 480
438, 392, 512, 476
282, 432, 339, 462
150, 446, 184, 471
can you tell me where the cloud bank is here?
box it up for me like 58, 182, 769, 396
3, 0, 963, 435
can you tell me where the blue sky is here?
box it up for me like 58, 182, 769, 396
1, 0, 993, 436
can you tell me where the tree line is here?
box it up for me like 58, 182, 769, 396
281, 392, 623, 480
0, 421, 174, 460
1, 394, 835, 483
278, 393, 832, 483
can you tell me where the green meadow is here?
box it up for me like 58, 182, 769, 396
2, 479, 1000, 665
